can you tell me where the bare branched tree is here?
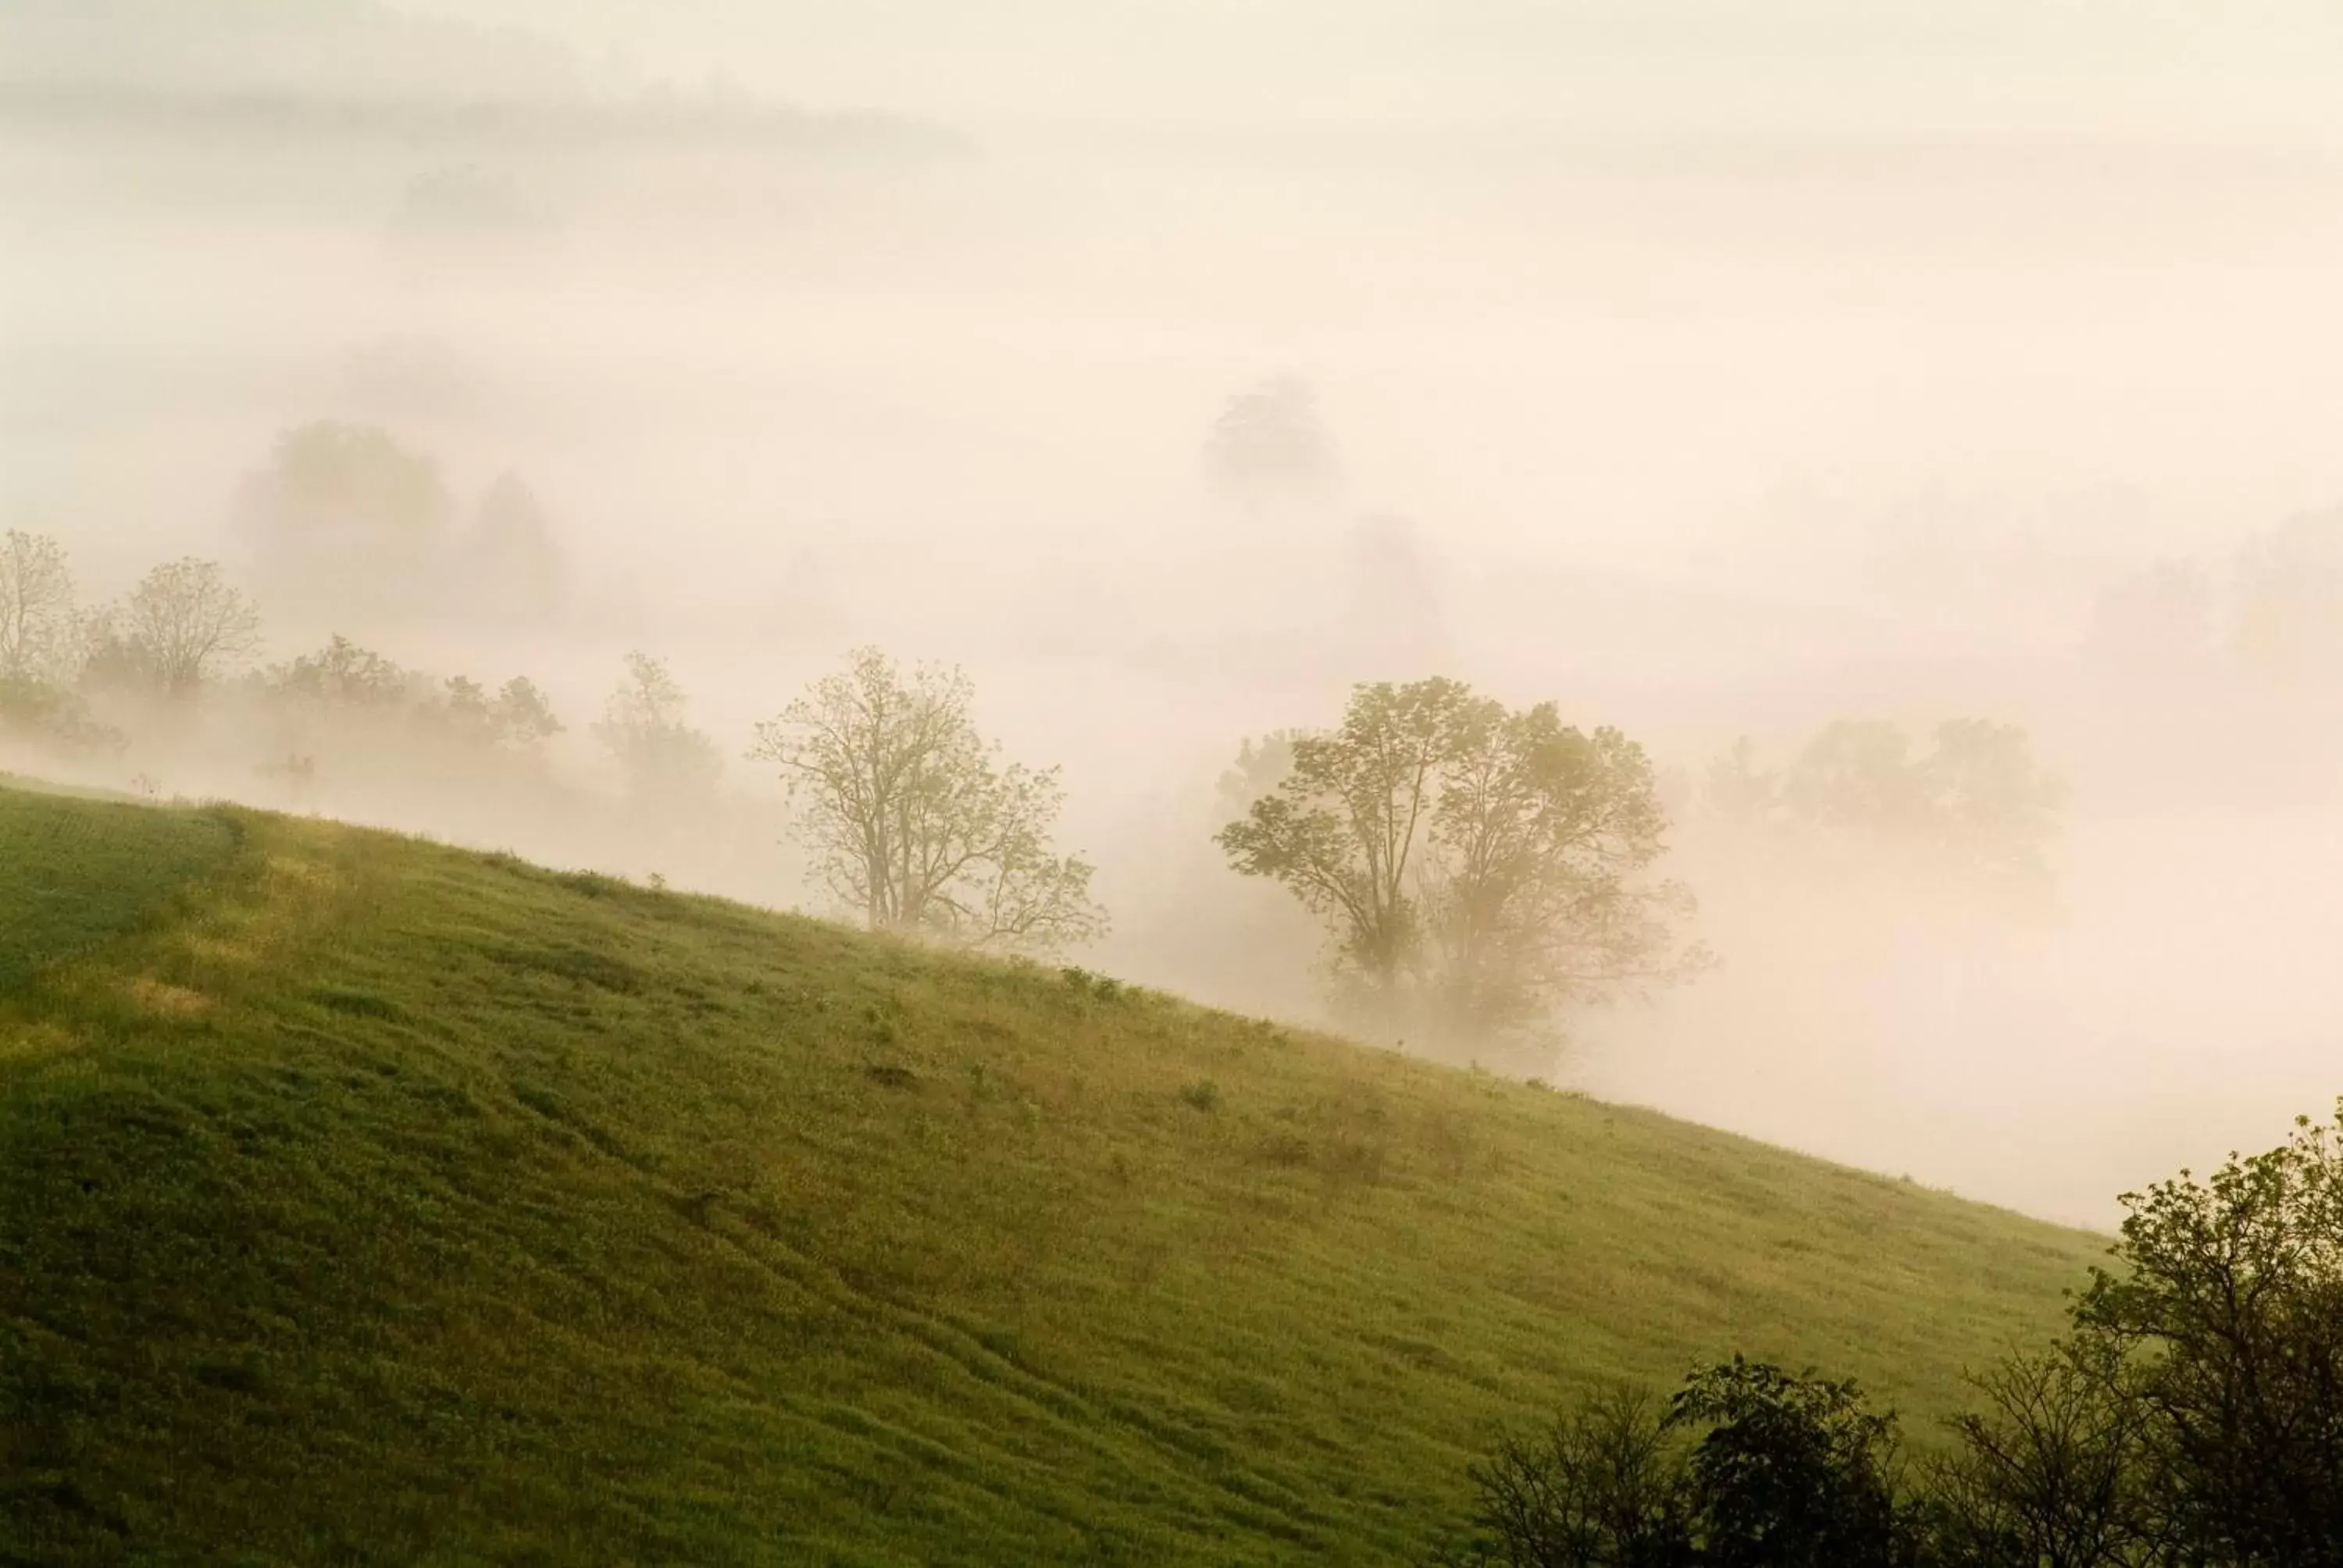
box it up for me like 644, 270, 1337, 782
118, 558, 262, 697
1924, 1341, 2159, 1568
0, 529, 77, 680
749, 647, 1107, 953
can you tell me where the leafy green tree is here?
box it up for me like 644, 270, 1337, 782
1670, 1359, 1918, 1568
749, 647, 1107, 953
1450, 1363, 1917, 1567
1218, 678, 1696, 1052
1453, 1107, 2343, 1567
2069, 1104, 2343, 1565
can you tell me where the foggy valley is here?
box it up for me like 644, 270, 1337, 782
6, 5, 2343, 1561
9, 2, 2343, 1230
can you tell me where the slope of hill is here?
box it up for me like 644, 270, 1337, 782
0, 781, 2103, 1564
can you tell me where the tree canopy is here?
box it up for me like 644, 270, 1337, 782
750, 647, 1106, 953
1218, 677, 1698, 1056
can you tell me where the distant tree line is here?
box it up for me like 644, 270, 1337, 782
1441, 1103, 2343, 1567
0, 522, 1107, 955
1699, 719, 2065, 910
3, 408, 2080, 1004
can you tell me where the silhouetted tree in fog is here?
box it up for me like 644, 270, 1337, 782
594, 652, 722, 808
109, 558, 262, 698
2067, 1107, 2343, 1564
2231, 507, 2343, 681
1454, 1387, 1696, 1567
236, 420, 473, 623
463, 472, 565, 622
1202, 376, 1339, 502
443, 675, 562, 752
1703, 719, 2063, 907
1922, 1339, 2157, 1568
749, 647, 1107, 953
0, 529, 77, 681
1219, 678, 1699, 1058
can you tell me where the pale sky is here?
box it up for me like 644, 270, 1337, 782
367, 0, 2343, 143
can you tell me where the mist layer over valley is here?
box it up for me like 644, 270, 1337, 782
8, 0, 2343, 1228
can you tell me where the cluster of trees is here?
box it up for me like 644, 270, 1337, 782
1203, 376, 1341, 503
0, 534, 266, 750
2088, 506, 2343, 686
1699, 719, 2065, 907
0, 530, 1106, 954
1218, 678, 1706, 1061
8, 495, 2068, 1014
1447, 1103, 2343, 1566
237, 421, 565, 627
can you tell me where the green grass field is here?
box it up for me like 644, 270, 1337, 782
0, 781, 2106, 1564
0, 781, 237, 991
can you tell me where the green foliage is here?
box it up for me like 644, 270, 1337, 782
1218, 678, 1697, 1057
1453, 1362, 1920, 1568
2067, 1105, 2343, 1563
750, 647, 1107, 953
0, 788, 2101, 1563
1669, 1360, 1915, 1568
1454, 1105, 2343, 1568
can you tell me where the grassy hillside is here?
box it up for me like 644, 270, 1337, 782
0, 782, 234, 991
0, 781, 2105, 1565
